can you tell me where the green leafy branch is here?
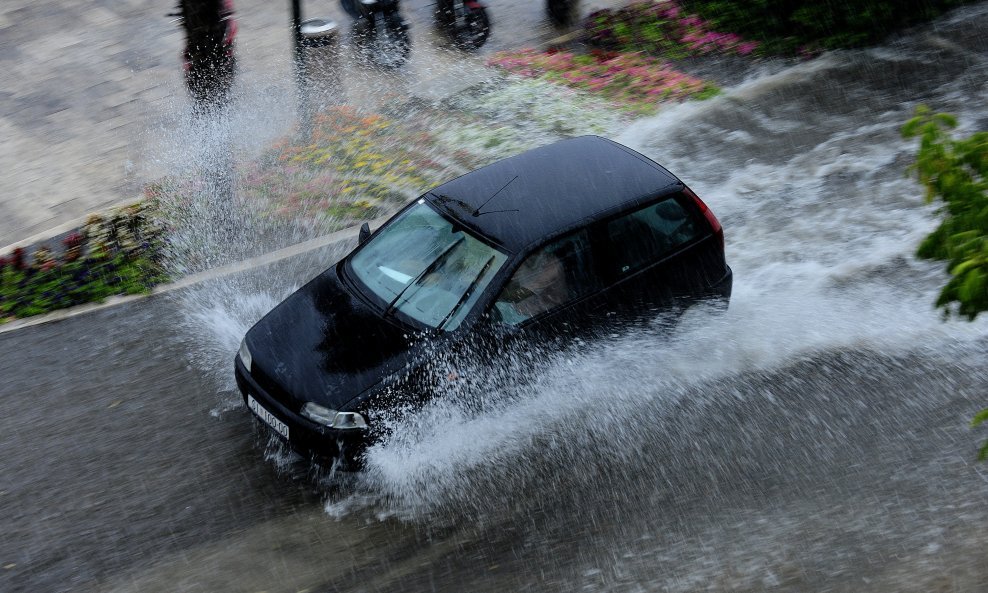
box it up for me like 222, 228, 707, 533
973, 409, 988, 461
902, 105, 988, 461
901, 105, 988, 320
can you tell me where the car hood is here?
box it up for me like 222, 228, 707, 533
245, 264, 416, 411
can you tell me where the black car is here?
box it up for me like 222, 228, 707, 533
235, 136, 731, 467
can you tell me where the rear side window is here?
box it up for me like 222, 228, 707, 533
494, 229, 600, 326
605, 196, 701, 276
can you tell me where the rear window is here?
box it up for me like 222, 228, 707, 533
605, 196, 701, 276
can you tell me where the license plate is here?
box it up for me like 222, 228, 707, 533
247, 395, 290, 440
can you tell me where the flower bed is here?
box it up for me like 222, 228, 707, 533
487, 2, 766, 114
242, 106, 471, 224
584, 0, 760, 58
443, 78, 623, 145
2, 62, 717, 322
487, 49, 719, 114
0, 204, 167, 321
237, 97, 619, 227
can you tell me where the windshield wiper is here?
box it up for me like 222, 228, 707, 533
438, 254, 496, 331
385, 236, 466, 318
429, 192, 473, 214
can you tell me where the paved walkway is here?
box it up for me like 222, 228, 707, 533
0, 0, 622, 250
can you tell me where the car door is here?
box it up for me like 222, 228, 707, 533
488, 228, 616, 342
595, 192, 712, 323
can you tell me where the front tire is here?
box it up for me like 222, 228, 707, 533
453, 4, 490, 50
351, 14, 410, 67
546, 0, 577, 26
379, 14, 411, 66
340, 0, 362, 19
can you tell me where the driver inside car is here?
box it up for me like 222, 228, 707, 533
498, 248, 568, 321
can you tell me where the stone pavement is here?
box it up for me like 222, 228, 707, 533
0, 0, 624, 252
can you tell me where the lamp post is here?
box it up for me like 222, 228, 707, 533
289, 1, 340, 131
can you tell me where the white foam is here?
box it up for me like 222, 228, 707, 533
355, 45, 988, 515
149, 25, 988, 522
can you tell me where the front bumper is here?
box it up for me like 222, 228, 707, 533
234, 357, 367, 468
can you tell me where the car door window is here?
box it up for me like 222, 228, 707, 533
606, 195, 700, 277
494, 230, 600, 326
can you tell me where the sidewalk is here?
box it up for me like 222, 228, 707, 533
0, 0, 624, 251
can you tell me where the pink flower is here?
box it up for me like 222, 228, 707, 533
679, 16, 702, 28
737, 42, 758, 55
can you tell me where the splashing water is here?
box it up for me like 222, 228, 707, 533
160, 4, 988, 542
354, 23, 988, 518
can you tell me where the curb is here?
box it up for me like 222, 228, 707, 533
541, 29, 584, 48
0, 216, 389, 336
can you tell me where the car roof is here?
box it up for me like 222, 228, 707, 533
424, 136, 683, 254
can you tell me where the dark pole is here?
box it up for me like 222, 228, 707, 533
291, 0, 303, 86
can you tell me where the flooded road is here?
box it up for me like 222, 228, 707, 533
2, 289, 986, 592
3, 2, 988, 592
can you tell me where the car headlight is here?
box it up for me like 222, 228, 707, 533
238, 337, 252, 371
301, 402, 368, 430
331, 412, 368, 430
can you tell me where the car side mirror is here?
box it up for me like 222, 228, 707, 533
358, 222, 371, 246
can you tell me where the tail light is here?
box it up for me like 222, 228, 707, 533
683, 186, 724, 252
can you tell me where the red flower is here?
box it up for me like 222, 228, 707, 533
63, 232, 84, 249
63, 232, 85, 262
10, 247, 25, 270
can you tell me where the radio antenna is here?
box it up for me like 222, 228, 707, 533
472, 175, 519, 217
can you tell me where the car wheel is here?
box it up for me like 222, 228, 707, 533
452, 5, 490, 50
546, 0, 577, 26
340, 0, 362, 19
351, 15, 410, 68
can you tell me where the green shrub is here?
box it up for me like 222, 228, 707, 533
679, 0, 977, 52
902, 106, 988, 320
583, 1, 760, 59
902, 105, 988, 461
974, 409, 988, 461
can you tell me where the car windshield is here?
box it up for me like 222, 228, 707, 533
349, 201, 509, 331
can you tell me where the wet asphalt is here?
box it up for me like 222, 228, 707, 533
2, 273, 987, 592
4, 1, 988, 591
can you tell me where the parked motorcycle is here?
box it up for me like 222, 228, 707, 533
343, 0, 411, 67
435, 0, 490, 50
